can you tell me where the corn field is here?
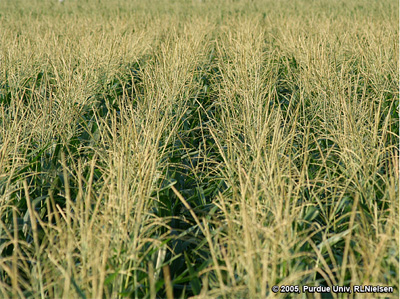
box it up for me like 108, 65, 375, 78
0, 0, 398, 298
